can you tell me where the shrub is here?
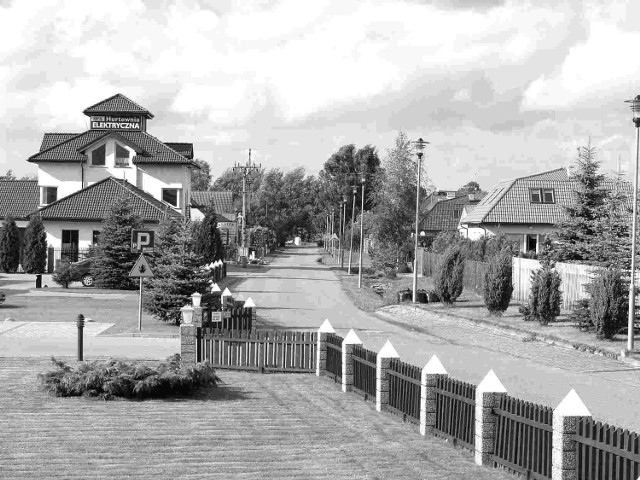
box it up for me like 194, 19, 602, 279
52, 261, 76, 288
434, 245, 465, 305
0, 216, 20, 273
22, 214, 48, 274
38, 354, 219, 400
589, 267, 627, 339
526, 265, 562, 325
397, 262, 411, 274
370, 242, 400, 278
483, 248, 514, 315
569, 298, 591, 331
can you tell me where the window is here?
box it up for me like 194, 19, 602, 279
91, 144, 106, 166
92, 230, 101, 245
452, 209, 461, 219
61, 230, 79, 262
115, 143, 130, 167
41, 186, 57, 205
162, 188, 180, 208
530, 188, 555, 204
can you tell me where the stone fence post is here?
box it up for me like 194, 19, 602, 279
316, 319, 335, 376
376, 340, 400, 413
475, 370, 507, 466
420, 355, 448, 436
552, 389, 591, 480
180, 306, 203, 366
342, 329, 362, 393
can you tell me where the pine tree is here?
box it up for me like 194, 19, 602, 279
193, 206, 224, 264
22, 214, 48, 273
92, 196, 143, 289
434, 244, 465, 305
483, 248, 514, 315
0, 216, 20, 273
144, 216, 210, 324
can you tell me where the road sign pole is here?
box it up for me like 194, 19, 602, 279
138, 277, 143, 331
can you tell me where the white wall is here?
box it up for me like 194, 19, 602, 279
43, 221, 102, 251
135, 164, 190, 215
84, 140, 137, 185
38, 163, 83, 201
480, 224, 556, 253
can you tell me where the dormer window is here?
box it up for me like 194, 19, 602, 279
115, 143, 130, 167
91, 144, 106, 166
530, 188, 555, 204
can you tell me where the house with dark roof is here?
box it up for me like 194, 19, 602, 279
459, 168, 632, 254
19, 93, 199, 263
421, 192, 486, 240
190, 190, 238, 246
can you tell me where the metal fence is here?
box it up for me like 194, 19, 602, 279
387, 358, 421, 423
575, 418, 640, 480
352, 345, 377, 400
491, 395, 553, 479
325, 333, 343, 381
432, 376, 476, 451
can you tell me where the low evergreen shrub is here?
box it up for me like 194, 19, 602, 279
38, 354, 219, 400
525, 264, 562, 325
569, 298, 591, 331
589, 267, 627, 339
434, 245, 465, 305
52, 261, 76, 288
483, 249, 513, 316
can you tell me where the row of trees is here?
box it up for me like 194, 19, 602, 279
0, 215, 47, 274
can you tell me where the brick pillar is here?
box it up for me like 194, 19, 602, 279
376, 340, 400, 413
341, 329, 363, 393
420, 354, 448, 436
552, 389, 592, 480
180, 306, 203, 366
475, 369, 507, 466
316, 319, 336, 376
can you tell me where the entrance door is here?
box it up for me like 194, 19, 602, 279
61, 230, 79, 262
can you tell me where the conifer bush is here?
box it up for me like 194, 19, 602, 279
589, 267, 627, 339
0, 216, 20, 273
483, 248, 513, 315
524, 264, 562, 325
38, 354, 219, 400
22, 214, 47, 274
193, 206, 224, 264
434, 244, 465, 305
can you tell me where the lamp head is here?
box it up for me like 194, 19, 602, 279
625, 95, 640, 127
412, 137, 429, 158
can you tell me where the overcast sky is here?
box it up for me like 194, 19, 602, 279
2, 0, 639, 190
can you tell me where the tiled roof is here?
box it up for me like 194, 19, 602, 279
164, 143, 194, 160
40, 133, 79, 152
460, 179, 515, 225
29, 131, 195, 166
191, 191, 234, 213
83, 94, 154, 118
0, 180, 39, 220
520, 168, 569, 181
422, 194, 486, 232
36, 177, 182, 222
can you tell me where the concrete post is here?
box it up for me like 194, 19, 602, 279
475, 369, 507, 466
341, 329, 363, 393
316, 319, 336, 376
552, 389, 592, 480
180, 306, 203, 366
420, 355, 448, 436
376, 340, 400, 413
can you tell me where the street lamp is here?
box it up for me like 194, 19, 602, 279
348, 185, 357, 274
625, 95, 640, 353
411, 137, 429, 303
358, 177, 366, 289
341, 195, 347, 269
331, 208, 335, 258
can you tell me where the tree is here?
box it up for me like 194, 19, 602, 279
522, 264, 562, 325
0, 169, 16, 180
483, 248, 514, 315
190, 159, 213, 191
22, 214, 47, 273
92, 197, 143, 289
193, 206, 224, 263
0, 216, 20, 272
434, 244, 465, 305
144, 217, 210, 324
211, 167, 263, 213
459, 180, 481, 194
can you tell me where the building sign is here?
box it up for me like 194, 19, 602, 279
90, 115, 142, 131
218, 222, 235, 229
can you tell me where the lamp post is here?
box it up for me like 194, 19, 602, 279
338, 200, 343, 267
626, 95, 640, 353
341, 195, 347, 269
411, 138, 429, 303
348, 185, 357, 274
331, 208, 335, 258
358, 177, 366, 288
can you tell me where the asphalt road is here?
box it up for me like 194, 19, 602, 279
231, 245, 640, 432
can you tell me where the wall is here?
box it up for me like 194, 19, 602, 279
136, 164, 189, 215
480, 224, 557, 253
38, 163, 83, 201
43, 221, 102, 251
84, 140, 137, 185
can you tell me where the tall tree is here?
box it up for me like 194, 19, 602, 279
0, 216, 20, 272
0, 169, 16, 180
22, 214, 48, 273
190, 159, 213, 191
459, 180, 481, 194
193, 206, 224, 263
92, 197, 143, 289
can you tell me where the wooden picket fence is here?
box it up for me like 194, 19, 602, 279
197, 329, 316, 373
432, 376, 476, 451
575, 418, 640, 480
351, 345, 376, 399
325, 333, 343, 381
387, 359, 421, 423
491, 396, 553, 479
204, 305, 254, 331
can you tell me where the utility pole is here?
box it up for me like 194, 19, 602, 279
233, 148, 261, 260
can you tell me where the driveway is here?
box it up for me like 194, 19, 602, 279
230, 245, 640, 432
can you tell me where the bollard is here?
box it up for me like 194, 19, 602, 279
77, 314, 85, 361
35, 274, 42, 289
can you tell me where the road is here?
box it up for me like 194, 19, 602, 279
231, 245, 640, 432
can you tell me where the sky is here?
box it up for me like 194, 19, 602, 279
1, 0, 640, 191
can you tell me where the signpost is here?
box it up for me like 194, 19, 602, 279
129, 254, 154, 331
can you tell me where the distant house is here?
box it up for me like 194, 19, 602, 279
459, 168, 631, 254
423, 190, 460, 213
0, 180, 40, 263
421, 192, 486, 240
190, 190, 237, 246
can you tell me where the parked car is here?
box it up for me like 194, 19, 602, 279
70, 258, 96, 287
0, 290, 5, 304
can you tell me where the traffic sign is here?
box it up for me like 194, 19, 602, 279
129, 254, 154, 278
131, 229, 155, 252
331, 234, 339, 240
